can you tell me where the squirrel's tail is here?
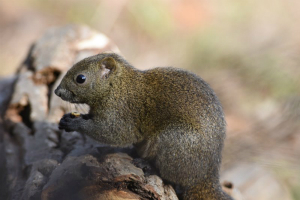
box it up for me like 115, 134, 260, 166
183, 183, 233, 200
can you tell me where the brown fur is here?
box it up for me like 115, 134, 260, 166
55, 53, 232, 200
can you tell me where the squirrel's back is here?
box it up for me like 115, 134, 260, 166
141, 67, 226, 137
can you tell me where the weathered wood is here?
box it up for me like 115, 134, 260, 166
0, 76, 17, 200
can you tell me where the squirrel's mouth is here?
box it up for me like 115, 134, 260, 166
67, 92, 81, 104
55, 87, 82, 103
55, 86, 90, 114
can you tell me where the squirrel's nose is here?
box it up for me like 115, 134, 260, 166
54, 86, 62, 97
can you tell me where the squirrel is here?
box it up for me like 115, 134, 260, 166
55, 52, 232, 200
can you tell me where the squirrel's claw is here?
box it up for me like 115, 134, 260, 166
59, 113, 79, 132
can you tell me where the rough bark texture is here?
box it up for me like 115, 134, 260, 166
1, 25, 237, 200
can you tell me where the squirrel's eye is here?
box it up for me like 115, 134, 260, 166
76, 74, 86, 84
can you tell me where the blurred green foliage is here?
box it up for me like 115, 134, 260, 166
128, 0, 174, 39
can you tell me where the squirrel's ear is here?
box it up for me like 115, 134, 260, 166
99, 57, 117, 78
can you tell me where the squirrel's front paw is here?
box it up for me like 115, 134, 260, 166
59, 113, 81, 132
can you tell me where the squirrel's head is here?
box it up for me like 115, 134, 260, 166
55, 53, 122, 105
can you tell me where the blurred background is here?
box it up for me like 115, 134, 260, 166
1, 0, 299, 199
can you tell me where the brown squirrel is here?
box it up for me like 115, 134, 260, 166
55, 53, 232, 200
